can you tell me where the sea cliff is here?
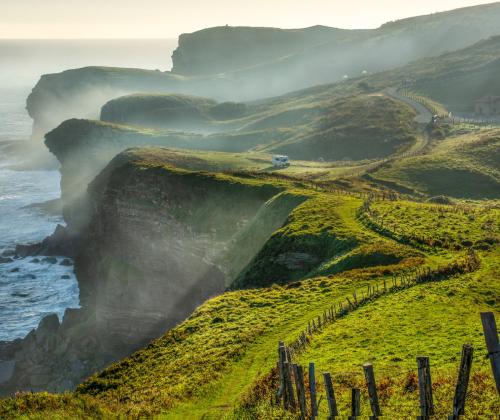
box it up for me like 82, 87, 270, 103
0, 148, 304, 394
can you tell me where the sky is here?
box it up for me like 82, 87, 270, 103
0, 0, 497, 39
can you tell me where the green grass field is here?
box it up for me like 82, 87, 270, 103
1, 170, 498, 419
372, 129, 500, 199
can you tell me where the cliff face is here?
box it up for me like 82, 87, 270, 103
43, 119, 280, 233
171, 25, 351, 76
44, 119, 204, 232
0, 149, 303, 394
26, 67, 187, 141
171, 4, 500, 80
75, 158, 283, 347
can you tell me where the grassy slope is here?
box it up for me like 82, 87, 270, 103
237, 203, 500, 418
371, 129, 500, 199
370, 200, 500, 251
289, 256, 500, 418
233, 195, 423, 288
366, 35, 500, 111
83, 86, 418, 162
88, 146, 370, 180
2, 177, 498, 418
265, 94, 417, 161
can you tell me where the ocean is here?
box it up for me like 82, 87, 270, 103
0, 39, 176, 341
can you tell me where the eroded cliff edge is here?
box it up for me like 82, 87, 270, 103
0, 148, 305, 394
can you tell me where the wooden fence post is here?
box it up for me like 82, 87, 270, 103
448, 344, 473, 419
277, 342, 286, 402
417, 356, 434, 418
323, 372, 339, 419
480, 312, 500, 395
349, 388, 361, 419
293, 364, 307, 419
284, 361, 296, 411
363, 363, 381, 417
309, 362, 318, 418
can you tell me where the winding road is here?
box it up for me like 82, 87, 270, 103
385, 87, 433, 125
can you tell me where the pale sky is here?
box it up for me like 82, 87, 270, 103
0, 0, 497, 39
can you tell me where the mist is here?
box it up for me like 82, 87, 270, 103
0, 39, 177, 89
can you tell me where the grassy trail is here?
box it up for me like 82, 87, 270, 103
160, 197, 450, 419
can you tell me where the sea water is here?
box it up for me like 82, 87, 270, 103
0, 39, 176, 341
0, 86, 79, 341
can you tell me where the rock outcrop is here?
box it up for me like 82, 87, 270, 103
43, 120, 276, 233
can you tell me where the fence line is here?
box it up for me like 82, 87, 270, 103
276, 312, 498, 419
284, 248, 480, 360
356, 197, 491, 251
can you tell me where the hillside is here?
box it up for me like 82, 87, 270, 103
171, 3, 500, 81
25, 2, 500, 142
367, 35, 500, 112
371, 129, 500, 199
171, 25, 362, 76
0, 171, 498, 418
265, 94, 416, 161
100, 94, 225, 132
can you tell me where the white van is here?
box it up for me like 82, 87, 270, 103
272, 155, 290, 168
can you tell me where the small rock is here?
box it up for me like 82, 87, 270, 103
36, 314, 60, 338
61, 308, 84, 330
30, 258, 40, 264
11, 292, 29, 298
42, 257, 57, 264
15, 243, 43, 258
59, 259, 72, 267
10, 268, 20, 273
61, 275, 70, 279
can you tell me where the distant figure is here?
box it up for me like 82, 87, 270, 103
272, 155, 290, 168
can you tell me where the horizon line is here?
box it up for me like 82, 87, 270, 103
0, 38, 178, 41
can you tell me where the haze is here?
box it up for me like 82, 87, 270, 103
1, 0, 497, 39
